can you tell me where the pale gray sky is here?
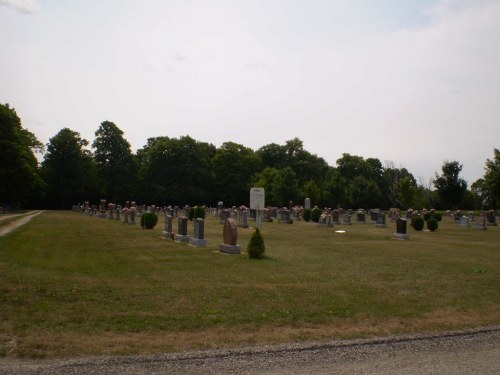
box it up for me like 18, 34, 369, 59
1, 0, 499, 184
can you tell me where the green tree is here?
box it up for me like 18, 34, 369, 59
258, 138, 328, 192
471, 178, 491, 209
40, 128, 99, 209
212, 142, 262, 206
0, 103, 43, 208
483, 148, 500, 207
252, 167, 299, 207
302, 180, 321, 205
396, 175, 418, 209
433, 160, 467, 209
136, 136, 216, 204
92, 121, 136, 204
334, 153, 386, 208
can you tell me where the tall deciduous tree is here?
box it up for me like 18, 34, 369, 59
40, 128, 98, 209
433, 160, 467, 209
92, 121, 136, 204
212, 142, 262, 206
0, 103, 43, 208
483, 148, 500, 207
137, 136, 216, 205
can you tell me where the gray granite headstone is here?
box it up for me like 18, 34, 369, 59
191, 218, 208, 246
175, 217, 191, 242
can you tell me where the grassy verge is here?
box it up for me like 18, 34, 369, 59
0, 211, 499, 358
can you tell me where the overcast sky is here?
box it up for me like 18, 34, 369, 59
1, 0, 499, 184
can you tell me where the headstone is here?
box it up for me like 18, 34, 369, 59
190, 218, 208, 246
115, 206, 121, 221
219, 218, 241, 254
238, 210, 249, 228
162, 215, 174, 238
376, 212, 387, 228
304, 198, 311, 210
459, 216, 470, 227
318, 212, 333, 228
175, 217, 191, 242
342, 214, 352, 225
394, 218, 409, 240
486, 210, 497, 226
332, 209, 340, 224
263, 208, 273, 222
129, 208, 136, 225
108, 204, 114, 219
474, 215, 487, 231
220, 209, 230, 224
123, 208, 129, 224
279, 209, 292, 224
356, 210, 366, 223
389, 208, 399, 223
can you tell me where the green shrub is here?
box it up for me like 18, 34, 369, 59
427, 218, 438, 231
247, 228, 265, 259
411, 216, 424, 231
311, 207, 322, 223
302, 208, 312, 222
140, 212, 158, 229
193, 206, 206, 220
188, 207, 195, 221
433, 212, 442, 221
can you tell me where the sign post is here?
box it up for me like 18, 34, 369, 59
250, 187, 265, 230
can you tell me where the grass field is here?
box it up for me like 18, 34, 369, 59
1, 210, 499, 358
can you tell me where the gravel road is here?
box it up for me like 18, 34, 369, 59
1, 326, 499, 375
0, 211, 44, 237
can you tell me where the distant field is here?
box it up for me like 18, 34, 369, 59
1, 210, 499, 358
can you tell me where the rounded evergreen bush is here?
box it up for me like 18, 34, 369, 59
311, 207, 322, 223
247, 228, 265, 259
411, 216, 424, 231
140, 212, 158, 229
433, 212, 442, 221
302, 208, 312, 222
193, 206, 206, 220
427, 218, 438, 231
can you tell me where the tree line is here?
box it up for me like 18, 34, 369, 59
1, 103, 499, 211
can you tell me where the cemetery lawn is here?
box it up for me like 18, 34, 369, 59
1, 211, 499, 358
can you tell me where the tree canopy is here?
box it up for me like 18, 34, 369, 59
0, 103, 42, 208
1, 102, 497, 211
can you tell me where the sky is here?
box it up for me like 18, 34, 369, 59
1, 0, 499, 185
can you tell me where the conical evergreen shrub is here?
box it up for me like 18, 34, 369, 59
247, 228, 265, 259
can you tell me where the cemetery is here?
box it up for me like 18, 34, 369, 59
0, 204, 499, 359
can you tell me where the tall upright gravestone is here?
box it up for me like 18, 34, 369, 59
190, 218, 208, 246
219, 218, 241, 254
162, 215, 174, 239
175, 217, 191, 243
393, 218, 409, 240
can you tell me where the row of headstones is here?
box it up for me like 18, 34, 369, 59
315, 208, 388, 228
162, 215, 244, 254
455, 211, 497, 230
162, 216, 209, 246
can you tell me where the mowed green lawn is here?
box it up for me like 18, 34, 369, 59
1, 210, 499, 358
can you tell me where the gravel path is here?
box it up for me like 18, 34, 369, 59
1, 326, 499, 375
0, 211, 44, 237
